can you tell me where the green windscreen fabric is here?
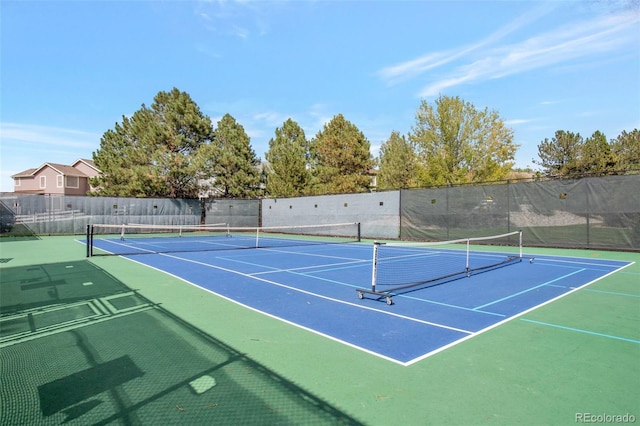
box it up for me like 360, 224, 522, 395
400, 175, 640, 250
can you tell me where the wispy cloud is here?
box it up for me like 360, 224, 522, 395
253, 111, 290, 128
0, 122, 99, 149
505, 118, 535, 126
195, 43, 222, 59
230, 24, 250, 39
379, 6, 640, 98
378, 51, 461, 86
194, 0, 274, 39
0, 123, 100, 190
378, 2, 557, 86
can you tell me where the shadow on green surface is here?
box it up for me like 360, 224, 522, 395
0, 261, 364, 425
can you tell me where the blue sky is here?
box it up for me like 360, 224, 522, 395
1, 0, 639, 192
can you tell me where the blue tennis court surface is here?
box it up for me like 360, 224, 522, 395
90, 237, 633, 365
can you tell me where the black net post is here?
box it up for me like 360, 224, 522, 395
86, 224, 93, 257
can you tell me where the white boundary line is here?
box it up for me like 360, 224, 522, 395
83, 238, 636, 366
113, 254, 410, 365
111, 251, 476, 366
161, 252, 473, 335
404, 260, 636, 366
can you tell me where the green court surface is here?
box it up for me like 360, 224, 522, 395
1, 236, 638, 425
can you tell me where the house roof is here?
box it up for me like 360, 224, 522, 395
12, 168, 38, 178
48, 163, 89, 177
12, 162, 89, 178
71, 158, 100, 172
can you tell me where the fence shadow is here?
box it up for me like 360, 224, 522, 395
0, 261, 364, 425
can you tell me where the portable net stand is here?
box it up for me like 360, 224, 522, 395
357, 230, 524, 305
86, 222, 361, 257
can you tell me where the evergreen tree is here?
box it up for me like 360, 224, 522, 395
535, 130, 583, 177
92, 88, 213, 198
265, 118, 311, 197
580, 130, 615, 175
377, 131, 418, 190
205, 113, 262, 198
409, 95, 517, 187
92, 113, 164, 197
611, 129, 640, 173
309, 114, 374, 194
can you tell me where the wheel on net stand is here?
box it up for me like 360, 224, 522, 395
386, 296, 393, 306
357, 291, 364, 300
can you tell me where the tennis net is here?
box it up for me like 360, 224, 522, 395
357, 231, 523, 305
86, 222, 361, 257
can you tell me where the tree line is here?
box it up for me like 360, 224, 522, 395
91, 88, 640, 198
534, 129, 639, 178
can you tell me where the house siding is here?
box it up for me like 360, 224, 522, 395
42, 168, 64, 195
13, 176, 41, 193
71, 160, 99, 192
12, 160, 100, 195
72, 161, 97, 176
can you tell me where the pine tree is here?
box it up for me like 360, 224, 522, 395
92, 88, 213, 198
535, 130, 583, 177
265, 118, 311, 197
92, 113, 165, 197
205, 114, 262, 198
580, 130, 615, 175
309, 114, 374, 194
611, 129, 640, 173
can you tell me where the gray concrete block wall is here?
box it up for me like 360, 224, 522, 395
261, 191, 400, 239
